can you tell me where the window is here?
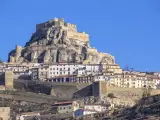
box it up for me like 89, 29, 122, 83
68, 72, 70, 75
68, 68, 70, 71
60, 72, 62, 75
57, 68, 58, 70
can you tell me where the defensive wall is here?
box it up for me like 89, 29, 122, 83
13, 79, 160, 106
14, 80, 93, 100
67, 31, 89, 42
0, 92, 55, 104
107, 86, 160, 96
36, 18, 89, 42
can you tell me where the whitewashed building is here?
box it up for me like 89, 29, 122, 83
16, 112, 40, 120
32, 63, 102, 80
83, 104, 110, 115
48, 64, 101, 78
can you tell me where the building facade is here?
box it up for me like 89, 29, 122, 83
16, 112, 40, 120
51, 101, 79, 114
0, 107, 10, 120
32, 63, 101, 81
83, 104, 109, 115
107, 72, 160, 89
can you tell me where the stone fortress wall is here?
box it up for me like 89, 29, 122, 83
16, 45, 22, 55
87, 48, 98, 53
36, 18, 89, 42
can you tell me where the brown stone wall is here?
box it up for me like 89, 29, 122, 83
16, 45, 22, 56
5, 71, 14, 90
67, 31, 89, 42
107, 86, 160, 96
100, 81, 108, 95
92, 82, 99, 97
92, 81, 108, 98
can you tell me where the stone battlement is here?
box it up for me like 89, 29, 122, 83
36, 18, 89, 41
64, 22, 76, 28
87, 48, 98, 53
36, 18, 77, 31
67, 31, 89, 42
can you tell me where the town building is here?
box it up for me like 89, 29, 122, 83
102, 63, 122, 74
48, 63, 101, 78
16, 112, 40, 120
83, 103, 110, 115
1, 62, 160, 90
94, 74, 110, 82
0, 107, 10, 120
46, 75, 95, 83
0, 63, 36, 80
38, 65, 49, 81
32, 63, 102, 81
108, 72, 160, 89
51, 101, 79, 114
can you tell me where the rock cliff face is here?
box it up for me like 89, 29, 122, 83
9, 18, 115, 64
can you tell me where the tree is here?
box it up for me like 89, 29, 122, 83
108, 93, 116, 98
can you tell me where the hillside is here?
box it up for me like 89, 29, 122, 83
104, 94, 160, 120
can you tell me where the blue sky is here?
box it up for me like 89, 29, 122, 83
0, 0, 160, 71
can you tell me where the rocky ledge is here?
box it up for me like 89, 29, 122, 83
9, 18, 115, 64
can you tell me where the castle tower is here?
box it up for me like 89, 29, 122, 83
92, 81, 108, 100
15, 45, 22, 62
53, 18, 58, 22
58, 18, 64, 26
5, 71, 14, 90
16, 45, 22, 56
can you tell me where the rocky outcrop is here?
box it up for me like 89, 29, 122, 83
103, 94, 160, 120
8, 18, 115, 64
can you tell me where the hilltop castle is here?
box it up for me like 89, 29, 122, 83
8, 18, 115, 64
